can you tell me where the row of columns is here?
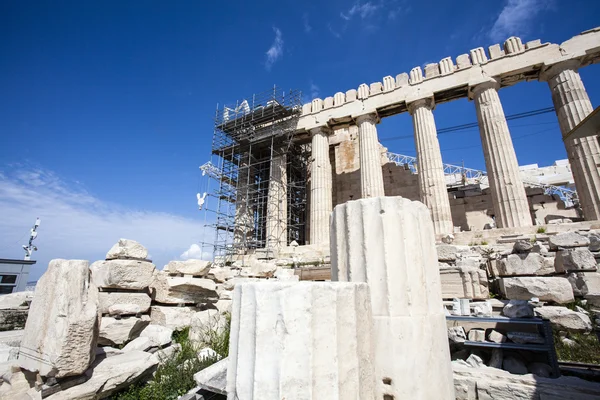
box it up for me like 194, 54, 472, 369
264, 61, 600, 247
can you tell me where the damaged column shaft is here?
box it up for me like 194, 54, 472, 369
309, 127, 333, 245
472, 80, 532, 228
409, 98, 454, 235
357, 113, 385, 198
266, 152, 287, 249
543, 61, 600, 221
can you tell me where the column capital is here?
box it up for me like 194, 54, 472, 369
407, 97, 435, 115
309, 126, 332, 137
468, 78, 500, 99
354, 112, 379, 125
539, 59, 581, 82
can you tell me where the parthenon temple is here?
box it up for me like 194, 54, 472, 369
202, 27, 600, 261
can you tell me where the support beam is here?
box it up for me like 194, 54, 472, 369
309, 127, 333, 245
357, 113, 385, 198
542, 61, 600, 221
266, 153, 287, 249
408, 98, 454, 235
472, 80, 532, 228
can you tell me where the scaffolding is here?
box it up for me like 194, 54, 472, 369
204, 86, 307, 263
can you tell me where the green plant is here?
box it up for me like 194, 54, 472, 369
530, 235, 537, 243
480, 240, 488, 246
554, 330, 600, 364
115, 315, 231, 400
536, 227, 547, 234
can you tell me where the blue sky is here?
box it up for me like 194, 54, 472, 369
1, 0, 599, 280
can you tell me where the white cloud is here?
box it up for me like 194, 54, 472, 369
309, 81, 320, 99
265, 27, 284, 71
327, 23, 342, 39
303, 13, 312, 33
340, 2, 380, 20
489, 0, 552, 42
180, 244, 212, 261
0, 167, 212, 281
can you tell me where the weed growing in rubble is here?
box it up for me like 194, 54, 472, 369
554, 330, 600, 364
115, 314, 231, 400
536, 227, 547, 234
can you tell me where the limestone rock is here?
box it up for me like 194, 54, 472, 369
437, 244, 459, 261
502, 300, 534, 318
194, 356, 227, 395
0, 343, 19, 362
535, 306, 592, 332
489, 349, 503, 369
239, 259, 277, 278
105, 239, 148, 260
46, 351, 158, 400
468, 329, 485, 342
122, 336, 153, 352
221, 277, 260, 291
492, 253, 554, 276
548, 232, 590, 250
507, 332, 545, 344
453, 361, 600, 399
207, 266, 236, 283
98, 292, 151, 316
139, 324, 173, 347
567, 272, 600, 306
448, 327, 467, 344
98, 315, 150, 346
555, 248, 597, 273
466, 354, 484, 368
0, 308, 29, 331
165, 259, 211, 276
503, 355, 528, 374
227, 282, 376, 399
487, 330, 506, 343
513, 239, 533, 253
90, 259, 155, 290
440, 267, 489, 299
18, 259, 100, 378
0, 291, 33, 309
150, 305, 197, 331
150, 271, 217, 304
589, 234, 600, 252
499, 277, 574, 304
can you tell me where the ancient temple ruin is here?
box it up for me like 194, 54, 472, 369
202, 28, 600, 263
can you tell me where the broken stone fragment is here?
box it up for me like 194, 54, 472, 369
139, 324, 173, 348
18, 259, 100, 378
535, 306, 592, 332
493, 253, 554, 276
194, 356, 227, 395
98, 292, 151, 315
150, 305, 198, 331
45, 351, 158, 400
487, 330, 506, 343
499, 277, 574, 304
165, 259, 211, 276
507, 332, 545, 344
555, 248, 597, 273
467, 329, 485, 342
98, 315, 151, 346
548, 232, 590, 250
90, 259, 156, 290
150, 271, 218, 304
448, 327, 467, 344
105, 238, 149, 260
513, 239, 533, 253
502, 300, 534, 318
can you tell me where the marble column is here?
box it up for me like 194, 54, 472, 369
331, 197, 455, 400
542, 61, 600, 221
309, 127, 333, 245
266, 153, 287, 249
357, 113, 385, 198
408, 98, 454, 235
472, 80, 532, 228
234, 162, 252, 251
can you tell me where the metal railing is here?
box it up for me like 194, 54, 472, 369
386, 151, 578, 206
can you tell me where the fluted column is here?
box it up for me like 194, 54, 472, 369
266, 153, 287, 249
234, 162, 252, 251
309, 127, 333, 245
331, 197, 455, 400
472, 80, 532, 228
408, 98, 454, 235
542, 61, 600, 221
357, 113, 385, 198
227, 282, 376, 399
